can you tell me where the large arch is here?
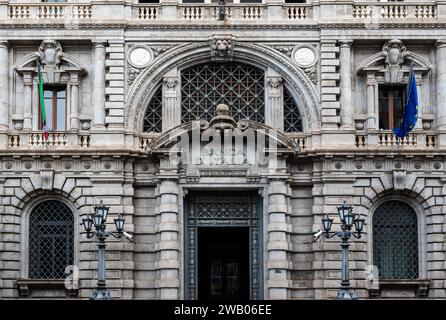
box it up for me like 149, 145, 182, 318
126, 42, 320, 133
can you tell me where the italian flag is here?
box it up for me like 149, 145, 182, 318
37, 63, 49, 141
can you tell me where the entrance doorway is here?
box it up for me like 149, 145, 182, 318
185, 192, 262, 300
198, 227, 250, 300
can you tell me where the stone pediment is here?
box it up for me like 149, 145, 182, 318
14, 40, 86, 83
357, 39, 431, 82
149, 104, 300, 156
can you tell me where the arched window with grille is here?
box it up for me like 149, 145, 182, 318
181, 63, 265, 123
142, 63, 305, 132
373, 200, 419, 279
142, 85, 162, 133
29, 200, 74, 279
283, 87, 303, 132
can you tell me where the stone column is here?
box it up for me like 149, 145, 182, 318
162, 69, 180, 132
93, 42, 106, 129
23, 72, 34, 130
436, 42, 446, 129
158, 174, 180, 299
70, 73, 80, 130
266, 178, 291, 299
266, 76, 284, 131
366, 72, 377, 130
0, 41, 8, 130
339, 41, 353, 128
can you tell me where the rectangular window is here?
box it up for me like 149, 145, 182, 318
40, 86, 66, 131
378, 86, 405, 130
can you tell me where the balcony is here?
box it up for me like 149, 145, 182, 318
7, 3, 92, 20
352, 2, 437, 20
2, 1, 442, 25
355, 130, 437, 149
7, 131, 90, 150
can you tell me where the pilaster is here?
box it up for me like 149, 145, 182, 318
157, 160, 181, 300
162, 69, 181, 132
320, 40, 340, 130
266, 178, 291, 299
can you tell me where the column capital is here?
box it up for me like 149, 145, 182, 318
92, 41, 107, 48
436, 40, 446, 49
0, 40, 8, 49
338, 40, 353, 48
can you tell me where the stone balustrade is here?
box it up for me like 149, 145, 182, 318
4, 1, 443, 23
352, 2, 437, 19
355, 130, 438, 149
7, 131, 91, 149
7, 3, 92, 20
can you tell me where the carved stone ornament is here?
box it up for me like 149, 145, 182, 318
40, 170, 55, 191
208, 104, 237, 130
382, 39, 407, 83
383, 39, 407, 69
210, 34, 235, 60
128, 67, 141, 85
292, 45, 317, 68
128, 45, 153, 69
305, 66, 318, 84
163, 78, 178, 91
37, 40, 64, 83
393, 170, 406, 190
267, 77, 283, 89
38, 39, 63, 67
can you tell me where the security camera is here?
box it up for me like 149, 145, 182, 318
313, 229, 323, 241
123, 231, 135, 243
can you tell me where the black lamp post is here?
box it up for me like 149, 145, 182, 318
81, 200, 128, 300
322, 200, 365, 300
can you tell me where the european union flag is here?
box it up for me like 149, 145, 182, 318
393, 65, 418, 138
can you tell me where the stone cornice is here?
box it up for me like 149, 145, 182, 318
3, 22, 446, 32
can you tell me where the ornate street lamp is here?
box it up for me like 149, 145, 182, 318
81, 200, 130, 300
322, 201, 365, 300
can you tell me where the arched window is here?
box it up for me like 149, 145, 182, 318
143, 85, 162, 132
181, 63, 265, 123
29, 200, 74, 279
373, 200, 419, 279
283, 87, 303, 132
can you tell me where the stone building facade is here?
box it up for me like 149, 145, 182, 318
0, 0, 445, 300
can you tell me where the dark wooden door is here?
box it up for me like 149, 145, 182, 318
197, 227, 250, 300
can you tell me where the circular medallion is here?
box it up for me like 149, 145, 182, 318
128, 45, 153, 69
434, 162, 442, 170
25, 162, 32, 169
104, 162, 111, 169
292, 45, 317, 68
